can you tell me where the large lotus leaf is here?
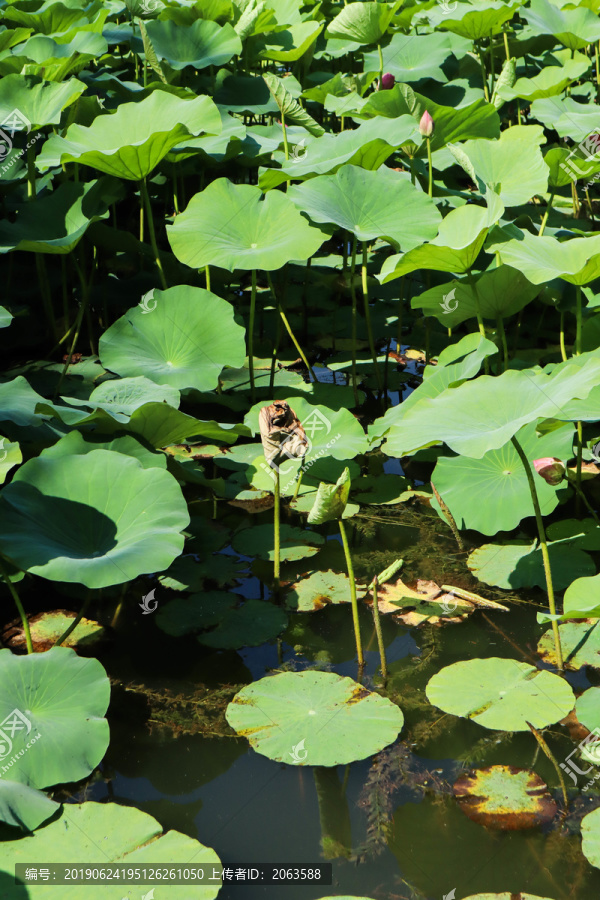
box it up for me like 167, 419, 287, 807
39, 430, 167, 470
214, 73, 278, 115
363, 32, 452, 83
563, 573, 600, 619
382, 359, 600, 458
2, 3, 104, 36
426, 658, 575, 731
524, 0, 600, 49
232, 524, 324, 561
538, 622, 600, 671
226, 671, 404, 765
468, 539, 594, 590
0, 74, 84, 128
499, 232, 600, 286
285, 570, 353, 611
575, 686, 600, 732
167, 178, 326, 271
0, 178, 124, 255
433, 0, 519, 40
379, 196, 504, 283
0, 781, 58, 832
453, 765, 557, 830
0, 450, 189, 588
497, 54, 590, 103
37, 91, 221, 180
1, 32, 108, 80
144, 18, 241, 69
288, 165, 441, 251
430, 422, 573, 535
263, 72, 325, 136
454, 131, 548, 206
325, 1, 402, 45
125, 403, 250, 448
99, 286, 245, 391
63, 375, 180, 417
0, 27, 32, 53
259, 21, 323, 61
307, 467, 351, 524
0, 438, 21, 484
0, 802, 221, 900
0, 647, 109, 789
0, 377, 49, 429
412, 265, 540, 327
260, 115, 421, 188
582, 808, 600, 870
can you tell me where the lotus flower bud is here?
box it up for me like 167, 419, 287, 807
380, 73, 395, 90
419, 110, 434, 137
533, 457, 566, 485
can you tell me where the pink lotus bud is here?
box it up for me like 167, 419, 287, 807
380, 73, 395, 90
533, 457, 566, 485
419, 110, 434, 137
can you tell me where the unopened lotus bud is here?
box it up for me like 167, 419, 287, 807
380, 73, 395, 90
533, 457, 566, 485
419, 110, 434, 137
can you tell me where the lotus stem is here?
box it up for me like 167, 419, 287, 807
361, 240, 383, 392
426, 135, 433, 197
503, 28, 510, 61
497, 315, 509, 372
488, 31, 495, 94
205, 265, 211, 292
575, 284, 582, 355
349, 235, 359, 405
140, 177, 168, 290
249, 268, 257, 402
377, 43, 384, 84
538, 189, 555, 237
575, 420, 584, 515
371, 576, 387, 681
571, 180, 579, 217
477, 41, 490, 101
559, 310, 567, 361
26, 138, 37, 199
511, 435, 563, 671
266, 272, 317, 382
431, 482, 464, 551
467, 268, 489, 374
526, 721, 569, 810
573, 480, 600, 525
274, 467, 280, 593
54, 252, 90, 398
53, 592, 92, 648
338, 517, 364, 668
35, 254, 58, 344
0, 557, 32, 654
292, 470, 304, 502
398, 275, 405, 351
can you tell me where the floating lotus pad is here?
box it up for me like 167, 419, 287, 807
285, 570, 354, 611
426, 658, 575, 731
0, 780, 58, 832
538, 622, 600, 671
453, 765, 557, 830
232, 524, 324, 561
198, 598, 288, 648
0, 802, 221, 900
226, 670, 404, 765
581, 807, 600, 869
2, 610, 105, 653
467, 539, 594, 590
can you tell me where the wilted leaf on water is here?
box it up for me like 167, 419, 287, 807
453, 765, 557, 830
363, 577, 472, 625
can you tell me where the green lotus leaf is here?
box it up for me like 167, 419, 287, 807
582, 807, 600, 870
1, 32, 108, 80
426, 657, 574, 730
351, 474, 412, 504
214, 73, 278, 115
126, 403, 250, 448
0, 437, 21, 484
325, 0, 402, 45
382, 359, 600, 458
226, 670, 404, 764
0, 27, 32, 53
524, 0, 600, 49
491, 56, 516, 110
544, 146, 581, 189
0, 178, 124, 255
430, 422, 573, 535
263, 71, 325, 136
167, 178, 326, 271
499, 232, 600, 286
452, 129, 548, 206
307, 467, 351, 524
538, 622, 600, 670
0, 801, 221, 899
288, 165, 441, 251
0, 74, 84, 128
156, 590, 239, 636
64, 375, 180, 417
259, 21, 323, 61
232, 524, 324, 561
497, 53, 590, 103
99, 286, 245, 391
0, 781, 58, 832
0, 307, 12, 328
0, 647, 109, 788
0, 377, 49, 429
453, 765, 557, 829
563, 573, 600, 619
575, 686, 600, 732
2, 2, 104, 36
37, 91, 221, 180
198, 598, 288, 647
379, 196, 504, 283
468, 539, 594, 589
412, 264, 540, 327
363, 31, 452, 83
39, 431, 167, 470
0, 450, 189, 588
144, 17, 241, 69
285, 570, 353, 611
434, 0, 519, 40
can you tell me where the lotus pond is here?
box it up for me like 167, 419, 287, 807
5, 0, 600, 897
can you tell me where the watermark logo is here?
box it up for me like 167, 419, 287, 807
302, 408, 331, 440
139, 0, 161, 11
440, 287, 458, 314
291, 139, 308, 163
260, 407, 342, 491
139, 588, 158, 614
443, 890, 456, 900
560, 128, 600, 183
0, 109, 43, 177
0, 438, 7, 462
0, 709, 31, 760
439, 592, 458, 615
122, 890, 155, 900
138, 293, 157, 314
559, 727, 600, 789
438, 0, 457, 13
591, 440, 600, 463
289, 739, 308, 764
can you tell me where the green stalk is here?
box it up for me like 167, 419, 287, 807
53, 592, 92, 648
426, 135, 433, 197
140, 177, 168, 290
371, 576, 387, 680
361, 240, 383, 392
266, 273, 317, 382
349, 236, 359, 405
527, 722, 568, 810
338, 518, 364, 668
559, 310, 567, 362
377, 42, 384, 84
26, 138, 37, 199
292, 470, 304, 502
575, 284, 582, 355
488, 31, 495, 94
205, 265, 211, 292
538, 189, 555, 237
249, 269, 257, 403
274, 467, 280, 593
467, 268, 489, 374
0, 557, 32, 654
497, 315, 509, 372
511, 436, 563, 671
575, 420, 584, 516
477, 41, 490, 100
35, 254, 58, 343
